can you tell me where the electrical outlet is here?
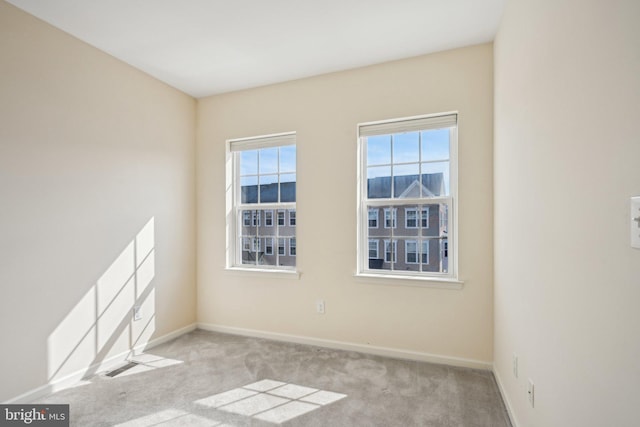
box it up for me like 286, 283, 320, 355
133, 305, 142, 321
527, 379, 535, 408
513, 353, 518, 378
316, 300, 325, 314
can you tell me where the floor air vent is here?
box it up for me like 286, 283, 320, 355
105, 361, 139, 377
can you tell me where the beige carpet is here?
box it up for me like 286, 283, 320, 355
41, 330, 511, 426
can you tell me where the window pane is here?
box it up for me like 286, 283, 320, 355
241, 176, 258, 204
240, 150, 258, 176
368, 208, 378, 228
393, 132, 419, 163
421, 128, 450, 162
367, 135, 391, 165
421, 161, 449, 197
280, 173, 296, 202
259, 147, 278, 174
279, 145, 296, 173
393, 163, 420, 198
367, 166, 391, 199
259, 174, 278, 203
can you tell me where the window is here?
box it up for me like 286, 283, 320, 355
265, 238, 274, 255
406, 240, 418, 263
358, 113, 457, 279
384, 240, 397, 263
368, 209, 378, 228
289, 210, 296, 226
405, 208, 417, 228
384, 208, 397, 228
421, 208, 429, 228
289, 238, 296, 256
228, 132, 297, 270
265, 210, 274, 227
368, 240, 378, 258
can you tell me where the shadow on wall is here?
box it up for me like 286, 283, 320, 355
47, 217, 156, 383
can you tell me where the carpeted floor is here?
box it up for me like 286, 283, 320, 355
41, 330, 512, 426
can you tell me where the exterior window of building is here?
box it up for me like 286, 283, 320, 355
289, 238, 296, 256
265, 238, 274, 255
265, 210, 274, 227
384, 208, 397, 228
369, 239, 378, 258
406, 240, 418, 263
384, 240, 397, 263
406, 208, 418, 228
358, 113, 457, 279
421, 208, 429, 228
368, 209, 378, 228
422, 240, 430, 264
227, 132, 297, 270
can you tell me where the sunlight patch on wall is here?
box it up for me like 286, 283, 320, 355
47, 218, 157, 383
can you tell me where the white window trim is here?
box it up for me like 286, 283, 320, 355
384, 239, 397, 263
289, 238, 296, 256
278, 238, 286, 256
277, 211, 285, 226
356, 112, 459, 283
226, 132, 298, 273
421, 240, 430, 265
368, 208, 379, 228
252, 237, 261, 252
405, 240, 418, 264
405, 208, 418, 229
368, 239, 379, 259
289, 210, 296, 226
422, 207, 430, 229
265, 210, 274, 227
265, 237, 274, 255
383, 208, 397, 229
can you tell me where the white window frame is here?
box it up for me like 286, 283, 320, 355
265, 237, 274, 255
265, 210, 274, 227
368, 239, 379, 259
289, 210, 296, 226
356, 113, 458, 282
368, 209, 378, 228
422, 240, 430, 265
226, 132, 297, 272
278, 238, 286, 256
289, 238, 296, 256
421, 207, 430, 229
405, 240, 418, 264
384, 208, 397, 228
384, 239, 397, 263
405, 208, 418, 228
242, 237, 251, 251
277, 211, 285, 226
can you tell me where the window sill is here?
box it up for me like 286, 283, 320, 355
354, 272, 464, 289
224, 267, 301, 280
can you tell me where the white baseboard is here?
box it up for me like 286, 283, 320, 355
493, 364, 519, 427
5, 323, 197, 404
197, 323, 492, 370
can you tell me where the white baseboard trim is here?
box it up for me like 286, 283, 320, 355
493, 364, 519, 427
4, 323, 197, 404
197, 323, 492, 370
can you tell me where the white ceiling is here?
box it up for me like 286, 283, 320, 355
7, 0, 505, 98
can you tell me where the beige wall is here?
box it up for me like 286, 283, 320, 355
494, 0, 640, 425
197, 44, 494, 365
0, 1, 196, 401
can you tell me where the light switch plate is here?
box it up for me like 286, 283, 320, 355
631, 197, 640, 248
